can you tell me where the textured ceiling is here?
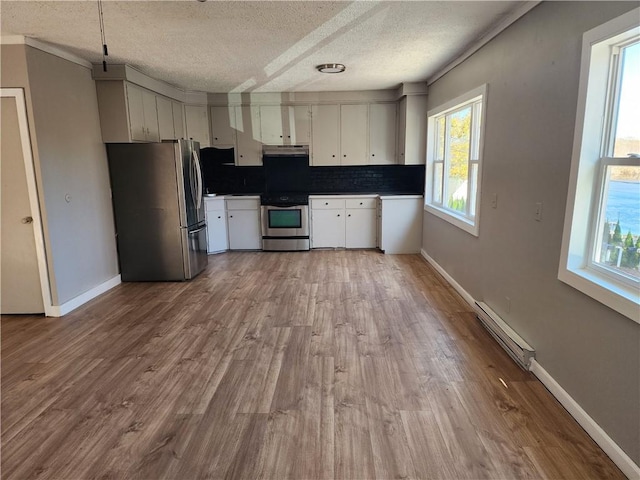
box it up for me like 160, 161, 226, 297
1, 1, 525, 93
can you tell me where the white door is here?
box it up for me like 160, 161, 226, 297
235, 105, 262, 166
260, 105, 285, 145
311, 104, 340, 166
210, 105, 236, 146
369, 103, 397, 164
172, 101, 185, 140
142, 90, 160, 142
340, 104, 368, 165
1, 92, 48, 314
126, 83, 146, 141
227, 209, 261, 250
288, 105, 311, 145
156, 96, 175, 140
311, 209, 345, 248
345, 208, 377, 248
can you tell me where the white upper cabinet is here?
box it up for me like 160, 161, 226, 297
157, 95, 175, 140
340, 104, 368, 165
369, 103, 397, 164
126, 83, 161, 142
397, 95, 427, 165
397, 97, 407, 163
95, 80, 182, 143
184, 105, 211, 148
311, 104, 340, 166
260, 105, 310, 145
210, 106, 236, 146
172, 101, 185, 139
235, 105, 262, 166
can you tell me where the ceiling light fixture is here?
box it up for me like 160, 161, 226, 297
316, 63, 346, 74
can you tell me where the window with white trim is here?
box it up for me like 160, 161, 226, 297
425, 85, 487, 236
559, 9, 640, 323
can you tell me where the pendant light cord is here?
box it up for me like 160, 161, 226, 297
97, 0, 108, 71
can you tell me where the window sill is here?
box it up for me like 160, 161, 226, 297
424, 203, 479, 237
558, 262, 640, 324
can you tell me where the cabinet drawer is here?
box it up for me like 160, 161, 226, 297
226, 198, 260, 210
311, 198, 345, 210
205, 198, 225, 211
345, 197, 377, 209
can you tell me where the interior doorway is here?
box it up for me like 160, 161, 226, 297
1, 88, 52, 315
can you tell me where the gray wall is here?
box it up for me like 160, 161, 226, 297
422, 2, 639, 464
1, 45, 119, 305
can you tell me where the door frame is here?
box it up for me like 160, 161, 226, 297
1, 88, 54, 316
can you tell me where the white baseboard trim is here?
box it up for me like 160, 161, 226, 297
419, 248, 640, 478
420, 248, 475, 307
49, 275, 121, 317
530, 359, 640, 480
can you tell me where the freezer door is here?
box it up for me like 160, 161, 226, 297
177, 140, 205, 228
182, 222, 208, 279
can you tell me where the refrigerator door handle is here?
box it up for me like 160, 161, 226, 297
189, 225, 206, 234
192, 149, 203, 209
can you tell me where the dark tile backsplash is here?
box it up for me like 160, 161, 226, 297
201, 147, 425, 195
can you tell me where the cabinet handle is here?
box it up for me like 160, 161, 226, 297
215, 137, 218, 140
280, 135, 283, 138
230, 215, 233, 218
332, 155, 335, 158
360, 202, 363, 205
337, 214, 340, 217
372, 154, 375, 157
217, 216, 221, 219
325, 202, 329, 205
287, 135, 291, 138
240, 155, 243, 158
348, 214, 351, 217
343, 154, 346, 157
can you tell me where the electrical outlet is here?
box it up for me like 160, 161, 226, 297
491, 193, 498, 209
535, 202, 543, 221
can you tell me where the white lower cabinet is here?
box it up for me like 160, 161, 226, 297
205, 198, 228, 253
310, 196, 376, 249
226, 197, 261, 250
378, 196, 423, 253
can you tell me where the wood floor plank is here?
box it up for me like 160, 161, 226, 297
1, 251, 625, 480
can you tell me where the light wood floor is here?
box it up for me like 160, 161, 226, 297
2, 251, 624, 479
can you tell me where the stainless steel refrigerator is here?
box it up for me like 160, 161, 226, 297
107, 140, 208, 281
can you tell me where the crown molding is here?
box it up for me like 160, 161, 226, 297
1, 35, 92, 69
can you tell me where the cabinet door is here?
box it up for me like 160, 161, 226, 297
185, 105, 211, 148
172, 101, 185, 139
126, 83, 146, 141
397, 97, 407, 163
142, 89, 160, 142
311, 105, 340, 166
311, 209, 345, 248
227, 209, 261, 250
206, 210, 228, 253
289, 105, 310, 145
345, 208, 377, 248
157, 96, 175, 140
369, 103, 397, 165
340, 104, 368, 165
259, 105, 285, 145
210, 106, 236, 146
235, 105, 262, 166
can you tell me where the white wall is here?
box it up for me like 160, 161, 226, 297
422, 1, 639, 465
1, 44, 119, 306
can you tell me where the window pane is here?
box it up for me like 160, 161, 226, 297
594, 165, 640, 280
433, 162, 443, 203
469, 162, 479, 217
436, 116, 446, 160
613, 42, 640, 157
471, 102, 482, 161
446, 107, 471, 214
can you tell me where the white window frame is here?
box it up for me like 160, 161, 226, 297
559, 8, 640, 323
425, 84, 487, 237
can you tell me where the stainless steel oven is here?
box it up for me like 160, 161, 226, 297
261, 204, 310, 251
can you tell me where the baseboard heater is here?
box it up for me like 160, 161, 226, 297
474, 301, 535, 370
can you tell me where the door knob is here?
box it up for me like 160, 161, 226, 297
21, 216, 33, 224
